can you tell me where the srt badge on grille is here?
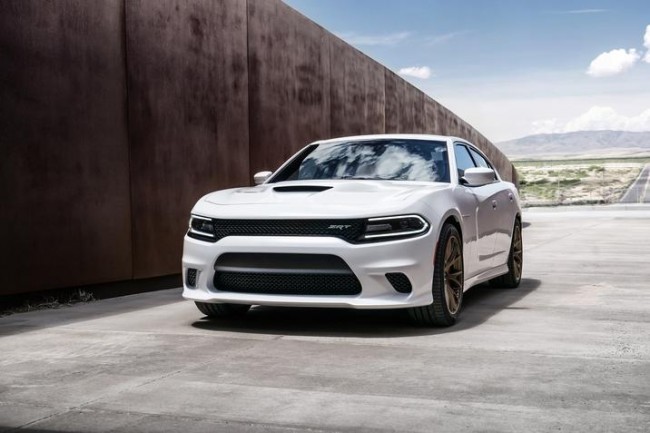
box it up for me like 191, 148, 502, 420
328, 224, 352, 230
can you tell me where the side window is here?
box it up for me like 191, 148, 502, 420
468, 148, 491, 169
454, 144, 476, 179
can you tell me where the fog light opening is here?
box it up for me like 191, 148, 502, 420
186, 268, 199, 288
386, 272, 412, 294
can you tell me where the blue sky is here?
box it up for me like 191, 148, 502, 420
283, 0, 650, 141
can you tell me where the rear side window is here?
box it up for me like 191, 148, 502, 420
468, 148, 491, 169
454, 144, 476, 178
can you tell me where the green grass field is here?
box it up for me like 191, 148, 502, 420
513, 157, 647, 207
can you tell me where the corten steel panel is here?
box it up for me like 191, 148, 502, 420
424, 97, 443, 135
384, 71, 400, 133
126, 0, 250, 278
0, 0, 132, 295
329, 37, 385, 137
247, 0, 331, 174
405, 84, 426, 133
384, 71, 425, 134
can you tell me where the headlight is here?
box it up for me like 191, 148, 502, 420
188, 215, 216, 241
361, 215, 429, 241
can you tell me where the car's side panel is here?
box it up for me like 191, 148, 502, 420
468, 181, 504, 271
492, 183, 520, 267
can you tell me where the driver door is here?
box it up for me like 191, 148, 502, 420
454, 143, 500, 276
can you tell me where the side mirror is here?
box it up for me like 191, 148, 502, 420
253, 170, 273, 185
461, 167, 496, 187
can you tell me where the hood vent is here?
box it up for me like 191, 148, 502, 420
273, 185, 332, 193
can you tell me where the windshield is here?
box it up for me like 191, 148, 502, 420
271, 139, 450, 183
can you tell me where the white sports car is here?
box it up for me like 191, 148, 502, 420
182, 134, 522, 326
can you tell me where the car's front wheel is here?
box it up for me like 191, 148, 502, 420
409, 223, 464, 327
195, 302, 251, 318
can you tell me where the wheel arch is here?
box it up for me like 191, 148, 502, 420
438, 210, 463, 242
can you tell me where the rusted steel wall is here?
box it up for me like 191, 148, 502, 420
0, 0, 515, 295
125, 0, 250, 278
329, 38, 385, 137
0, 0, 132, 294
247, 0, 332, 176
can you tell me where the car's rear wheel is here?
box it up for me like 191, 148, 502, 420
409, 223, 464, 327
195, 302, 251, 318
491, 219, 523, 289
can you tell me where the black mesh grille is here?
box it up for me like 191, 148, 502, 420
214, 272, 362, 296
189, 219, 365, 243
186, 268, 198, 288
386, 273, 412, 293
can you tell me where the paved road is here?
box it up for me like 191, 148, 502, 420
620, 163, 650, 203
1, 206, 650, 432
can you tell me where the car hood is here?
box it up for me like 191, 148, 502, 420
194, 180, 450, 219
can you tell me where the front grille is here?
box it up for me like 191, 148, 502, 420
214, 272, 362, 296
189, 219, 365, 243
386, 272, 412, 293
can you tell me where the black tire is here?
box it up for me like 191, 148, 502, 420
409, 223, 464, 327
491, 219, 523, 289
195, 301, 251, 318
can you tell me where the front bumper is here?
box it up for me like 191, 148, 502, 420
182, 232, 436, 309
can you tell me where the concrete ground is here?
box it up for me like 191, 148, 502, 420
1, 206, 649, 432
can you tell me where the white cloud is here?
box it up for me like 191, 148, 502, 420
586, 49, 640, 77
531, 119, 562, 135
643, 25, 650, 63
335, 31, 410, 46
532, 106, 650, 134
424, 31, 469, 46
553, 9, 607, 14
398, 66, 432, 79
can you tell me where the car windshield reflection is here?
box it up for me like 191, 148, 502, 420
273, 139, 450, 183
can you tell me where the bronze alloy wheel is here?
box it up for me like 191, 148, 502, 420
443, 234, 463, 315
408, 223, 464, 326
512, 222, 523, 281
490, 219, 523, 289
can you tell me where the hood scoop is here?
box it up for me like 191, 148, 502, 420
273, 185, 332, 193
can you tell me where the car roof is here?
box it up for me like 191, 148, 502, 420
313, 134, 467, 145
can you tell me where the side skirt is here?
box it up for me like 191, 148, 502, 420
464, 264, 509, 291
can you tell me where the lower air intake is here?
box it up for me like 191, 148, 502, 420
386, 272, 412, 293
214, 272, 361, 296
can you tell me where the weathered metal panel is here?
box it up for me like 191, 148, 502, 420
424, 97, 442, 134
247, 0, 331, 174
405, 83, 426, 133
125, 0, 250, 278
384, 71, 425, 134
384, 71, 400, 133
329, 37, 385, 137
0, 0, 132, 294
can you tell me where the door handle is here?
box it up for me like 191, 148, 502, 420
508, 193, 514, 202
492, 200, 497, 209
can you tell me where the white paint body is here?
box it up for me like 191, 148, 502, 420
182, 134, 521, 309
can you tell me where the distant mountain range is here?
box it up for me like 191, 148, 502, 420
496, 131, 650, 159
